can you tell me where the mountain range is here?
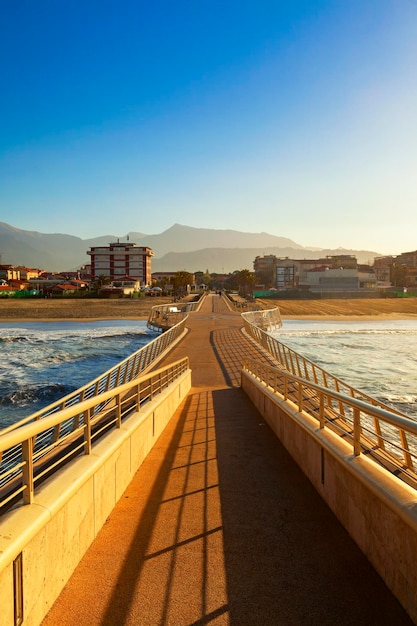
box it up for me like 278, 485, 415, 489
0, 221, 381, 273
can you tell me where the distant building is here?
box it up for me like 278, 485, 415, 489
99, 278, 141, 297
396, 250, 417, 268
373, 256, 394, 285
253, 254, 378, 294
151, 271, 178, 284
273, 255, 359, 291
152, 271, 196, 284
393, 250, 417, 289
303, 268, 360, 292
0, 264, 20, 282
48, 283, 79, 296
373, 251, 417, 290
87, 241, 154, 286
253, 255, 278, 287
16, 266, 41, 281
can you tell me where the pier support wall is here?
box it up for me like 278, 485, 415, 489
242, 371, 417, 624
0, 370, 191, 626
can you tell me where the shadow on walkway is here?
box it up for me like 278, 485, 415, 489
43, 386, 413, 625
42, 295, 413, 625
213, 387, 410, 625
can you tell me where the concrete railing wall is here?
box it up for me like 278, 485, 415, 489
0, 369, 191, 626
241, 371, 417, 624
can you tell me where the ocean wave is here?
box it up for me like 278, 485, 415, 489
277, 329, 417, 339
0, 328, 150, 343
50, 329, 149, 341
89, 330, 150, 340
0, 383, 74, 407
0, 335, 32, 344
378, 393, 417, 406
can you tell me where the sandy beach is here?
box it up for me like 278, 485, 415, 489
0, 296, 416, 322
260, 297, 417, 320
0, 297, 173, 322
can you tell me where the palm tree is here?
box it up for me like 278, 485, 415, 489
91, 274, 111, 295
235, 269, 255, 297
172, 271, 193, 299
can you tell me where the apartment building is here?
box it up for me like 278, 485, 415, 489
87, 241, 154, 286
254, 254, 378, 293
373, 256, 395, 284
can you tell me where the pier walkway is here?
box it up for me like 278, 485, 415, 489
42, 294, 412, 625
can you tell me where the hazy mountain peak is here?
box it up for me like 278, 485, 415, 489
0, 221, 382, 272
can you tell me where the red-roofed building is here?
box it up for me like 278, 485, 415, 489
48, 284, 78, 295
87, 241, 153, 286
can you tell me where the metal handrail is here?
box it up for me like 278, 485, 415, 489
241, 310, 408, 417
241, 307, 282, 331
147, 292, 206, 331
0, 358, 189, 511
243, 357, 417, 486
1, 315, 188, 436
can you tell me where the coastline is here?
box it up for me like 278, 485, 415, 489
0, 297, 416, 323
2, 313, 417, 323
0, 317, 149, 323
0, 297, 170, 323
281, 313, 417, 321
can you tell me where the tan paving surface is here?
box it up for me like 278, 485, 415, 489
42, 295, 413, 625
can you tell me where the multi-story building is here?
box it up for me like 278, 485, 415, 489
16, 266, 41, 281
253, 254, 278, 287
0, 264, 20, 282
373, 256, 394, 285
396, 250, 417, 268
392, 250, 417, 289
254, 254, 377, 294
273, 255, 359, 291
151, 271, 178, 284
87, 241, 154, 286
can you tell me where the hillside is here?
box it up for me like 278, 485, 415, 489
0, 221, 381, 273
152, 246, 378, 273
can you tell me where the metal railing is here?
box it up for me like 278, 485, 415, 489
241, 307, 282, 331
0, 358, 189, 512
2, 316, 188, 436
243, 358, 417, 487
242, 310, 407, 416
147, 293, 205, 331
242, 308, 417, 488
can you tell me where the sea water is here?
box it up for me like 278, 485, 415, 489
1, 318, 417, 431
270, 319, 417, 419
0, 320, 157, 429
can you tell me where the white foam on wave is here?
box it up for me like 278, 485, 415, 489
269, 319, 417, 418
0, 320, 155, 424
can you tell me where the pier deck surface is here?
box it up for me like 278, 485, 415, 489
42, 295, 412, 625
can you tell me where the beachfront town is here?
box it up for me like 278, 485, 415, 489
0, 241, 417, 300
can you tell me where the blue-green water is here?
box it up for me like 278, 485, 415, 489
0, 320, 156, 428
1, 318, 416, 430
271, 319, 417, 418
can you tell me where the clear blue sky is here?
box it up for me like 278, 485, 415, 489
1, 0, 416, 254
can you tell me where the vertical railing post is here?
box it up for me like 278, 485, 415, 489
373, 415, 385, 451
353, 408, 361, 456
319, 394, 325, 429
116, 394, 122, 428
298, 383, 303, 412
84, 408, 92, 454
22, 437, 34, 504
399, 430, 413, 470
136, 383, 141, 411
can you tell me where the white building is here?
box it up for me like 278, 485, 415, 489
87, 241, 154, 286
